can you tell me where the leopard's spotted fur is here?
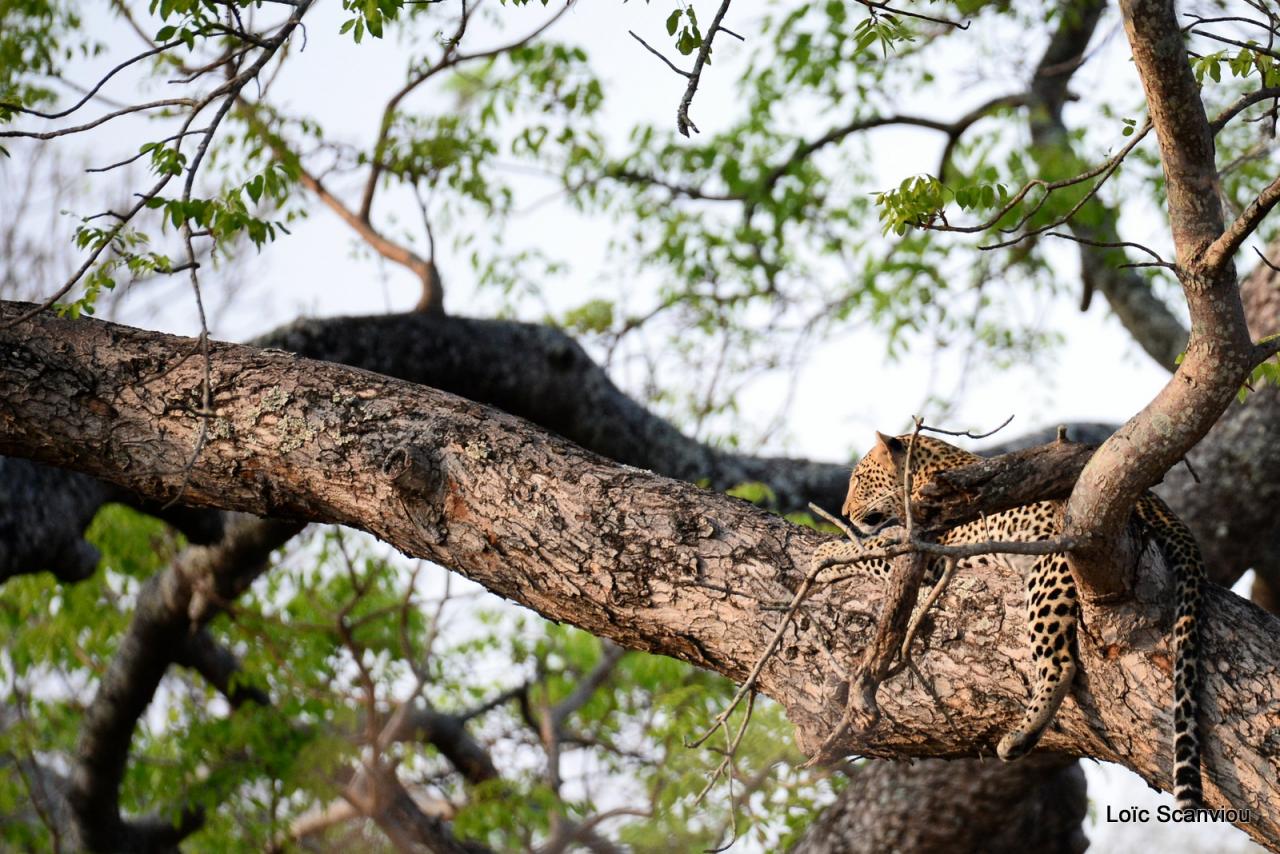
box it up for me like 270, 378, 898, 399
813, 432, 1204, 809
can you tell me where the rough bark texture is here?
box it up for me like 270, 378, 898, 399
791, 755, 1089, 854
0, 313, 1116, 849
1065, 0, 1257, 599
3, 303, 1279, 847
1159, 256, 1280, 587
256, 313, 848, 514
912, 439, 1097, 533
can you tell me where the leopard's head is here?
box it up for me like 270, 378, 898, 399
842, 432, 981, 534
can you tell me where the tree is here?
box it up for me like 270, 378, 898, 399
2, 0, 1280, 851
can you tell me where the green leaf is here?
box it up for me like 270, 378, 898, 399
725, 481, 777, 506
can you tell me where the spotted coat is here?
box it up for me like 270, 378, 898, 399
812, 432, 1203, 809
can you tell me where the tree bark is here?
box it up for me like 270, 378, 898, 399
1065, 0, 1258, 600
790, 755, 1088, 854
1159, 255, 1280, 588
2, 302, 1278, 848
256, 312, 848, 514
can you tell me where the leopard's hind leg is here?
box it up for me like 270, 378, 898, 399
997, 553, 1080, 760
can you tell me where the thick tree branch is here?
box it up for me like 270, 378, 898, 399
1159, 241, 1280, 590
1120, 1, 1228, 265
342, 763, 492, 854
0, 456, 227, 582
255, 312, 849, 514
0, 459, 123, 583
383, 705, 500, 785
172, 628, 271, 708
1065, 1, 1258, 598
0, 309, 848, 585
2, 304, 1278, 845
912, 438, 1098, 532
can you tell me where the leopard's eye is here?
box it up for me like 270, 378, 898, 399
860, 511, 887, 528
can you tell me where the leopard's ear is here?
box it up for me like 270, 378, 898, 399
874, 431, 910, 470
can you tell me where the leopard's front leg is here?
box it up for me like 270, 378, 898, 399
810, 535, 946, 586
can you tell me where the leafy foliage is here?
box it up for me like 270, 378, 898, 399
0, 518, 841, 850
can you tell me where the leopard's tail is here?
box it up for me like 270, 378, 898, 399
1137, 494, 1204, 811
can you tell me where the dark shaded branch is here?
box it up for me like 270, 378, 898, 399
0, 457, 226, 583
0, 460, 122, 583
173, 628, 271, 708
1027, 0, 1188, 371
385, 705, 500, 784
790, 755, 1088, 854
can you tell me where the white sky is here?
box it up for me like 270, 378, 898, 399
3, 0, 1266, 849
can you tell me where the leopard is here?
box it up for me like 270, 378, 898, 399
811, 431, 1204, 810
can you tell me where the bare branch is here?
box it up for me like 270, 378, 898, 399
0, 41, 182, 120
1210, 86, 1280, 134
0, 99, 198, 140
1203, 175, 1280, 270
676, 0, 734, 136
360, 0, 573, 220
930, 119, 1151, 236
627, 30, 691, 79
853, 0, 968, 29
241, 102, 445, 313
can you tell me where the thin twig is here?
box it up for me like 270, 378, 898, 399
920, 414, 1015, 440
628, 31, 691, 78
855, 0, 968, 29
